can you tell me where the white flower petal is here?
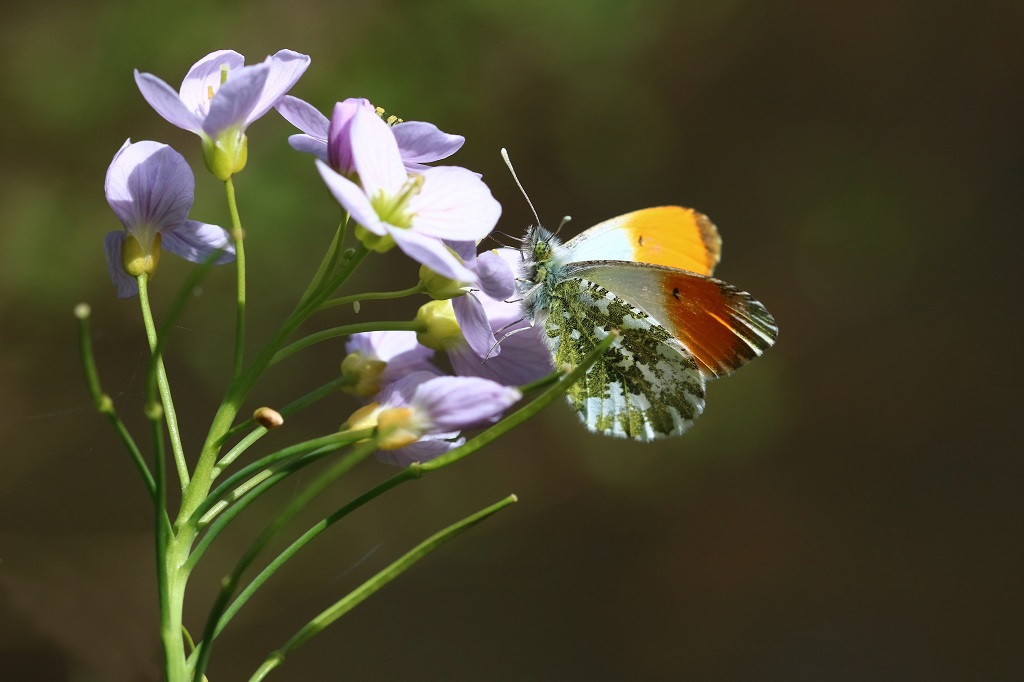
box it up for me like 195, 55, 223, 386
350, 105, 408, 197
392, 121, 465, 163
288, 134, 329, 161
409, 166, 501, 241
389, 228, 476, 282
316, 160, 385, 235
105, 141, 194, 232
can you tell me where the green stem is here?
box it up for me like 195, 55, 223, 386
270, 320, 426, 367
185, 434, 371, 573
191, 439, 379, 682
137, 275, 189, 491
212, 375, 355, 477
297, 219, 347, 308
247, 494, 518, 682
318, 282, 426, 310
212, 334, 615, 639
175, 246, 369, 533
74, 304, 155, 501
226, 177, 246, 379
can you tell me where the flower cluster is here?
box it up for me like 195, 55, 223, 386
105, 48, 555, 466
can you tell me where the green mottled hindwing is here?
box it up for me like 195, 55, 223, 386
545, 276, 706, 440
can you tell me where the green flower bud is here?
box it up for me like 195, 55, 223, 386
414, 300, 465, 351
122, 232, 161, 277
419, 264, 467, 300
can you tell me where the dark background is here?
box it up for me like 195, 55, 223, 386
2, 1, 1022, 680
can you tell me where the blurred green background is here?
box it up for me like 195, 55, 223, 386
2, 1, 1022, 680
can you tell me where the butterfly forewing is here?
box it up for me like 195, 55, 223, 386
544, 275, 707, 440
561, 206, 723, 276
575, 262, 779, 378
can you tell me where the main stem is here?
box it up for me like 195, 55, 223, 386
226, 177, 246, 379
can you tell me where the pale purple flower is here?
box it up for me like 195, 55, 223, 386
342, 331, 439, 397
276, 96, 466, 174
448, 248, 554, 386
367, 372, 521, 466
316, 105, 501, 281
135, 49, 309, 178
103, 140, 234, 298
450, 246, 516, 358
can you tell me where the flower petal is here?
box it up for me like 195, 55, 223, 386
161, 220, 236, 264
105, 140, 194, 233
388, 227, 476, 281
247, 50, 311, 125
103, 231, 138, 298
178, 50, 245, 118
413, 376, 521, 431
474, 249, 516, 301
350, 105, 408, 197
276, 95, 329, 138
453, 294, 499, 359
409, 166, 501, 241
203, 63, 270, 137
315, 160, 385, 235
288, 134, 329, 161
134, 71, 204, 134
376, 433, 464, 467
391, 121, 465, 163
327, 98, 374, 174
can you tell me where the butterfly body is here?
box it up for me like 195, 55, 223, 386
518, 207, 777, 441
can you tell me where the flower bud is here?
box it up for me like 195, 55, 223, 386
354, 224, 396, 253
340, 352, 387, 398
376, 407, 422, 450
253, 406, 284, 429
202, 132, 248, 181
343, 402, 381, 432
122, 232, 161, 277
415, 300, 464, 351
419, 264, 467, 300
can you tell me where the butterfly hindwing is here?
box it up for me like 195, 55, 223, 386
574, 261, 779, 378
543, 275, 707, 440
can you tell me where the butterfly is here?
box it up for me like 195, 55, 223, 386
517, 205, 778, 441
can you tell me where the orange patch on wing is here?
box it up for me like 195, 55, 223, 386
621, 206, 722, 276
661, 272, 774, 377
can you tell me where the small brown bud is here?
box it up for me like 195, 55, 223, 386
253, 406, 284, 429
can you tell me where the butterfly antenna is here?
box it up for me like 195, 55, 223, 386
501, 148, 542, 227
554, 215, 572, 237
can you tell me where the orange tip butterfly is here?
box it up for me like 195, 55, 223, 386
505, 150, 779, 440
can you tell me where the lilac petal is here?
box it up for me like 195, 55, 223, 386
474, 250, 516, 301
315, 161, 384, 235
350, 105, 408, 197
103, 232, 138, 298
178, 50, 245, 118
391, 121, 465, 163
162, 220, 235, 264
105, 141, 194, 232
327, 98, 373, 174
276, 95, 329, 138
453, 294, 499, 359
388, 227, 475, 282
446, 240, 478, 262
135, 71, 204, 134
346, 331, 437, 391
288, 134, 329, 161
413, 376, 521, 431
203, 64, 270, 137
409, 166, 501, 241
247, 50, 311, 125
449, 321, 552, 386
377, 433, 464, 467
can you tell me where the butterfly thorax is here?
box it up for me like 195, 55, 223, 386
517, 225, 572, 323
